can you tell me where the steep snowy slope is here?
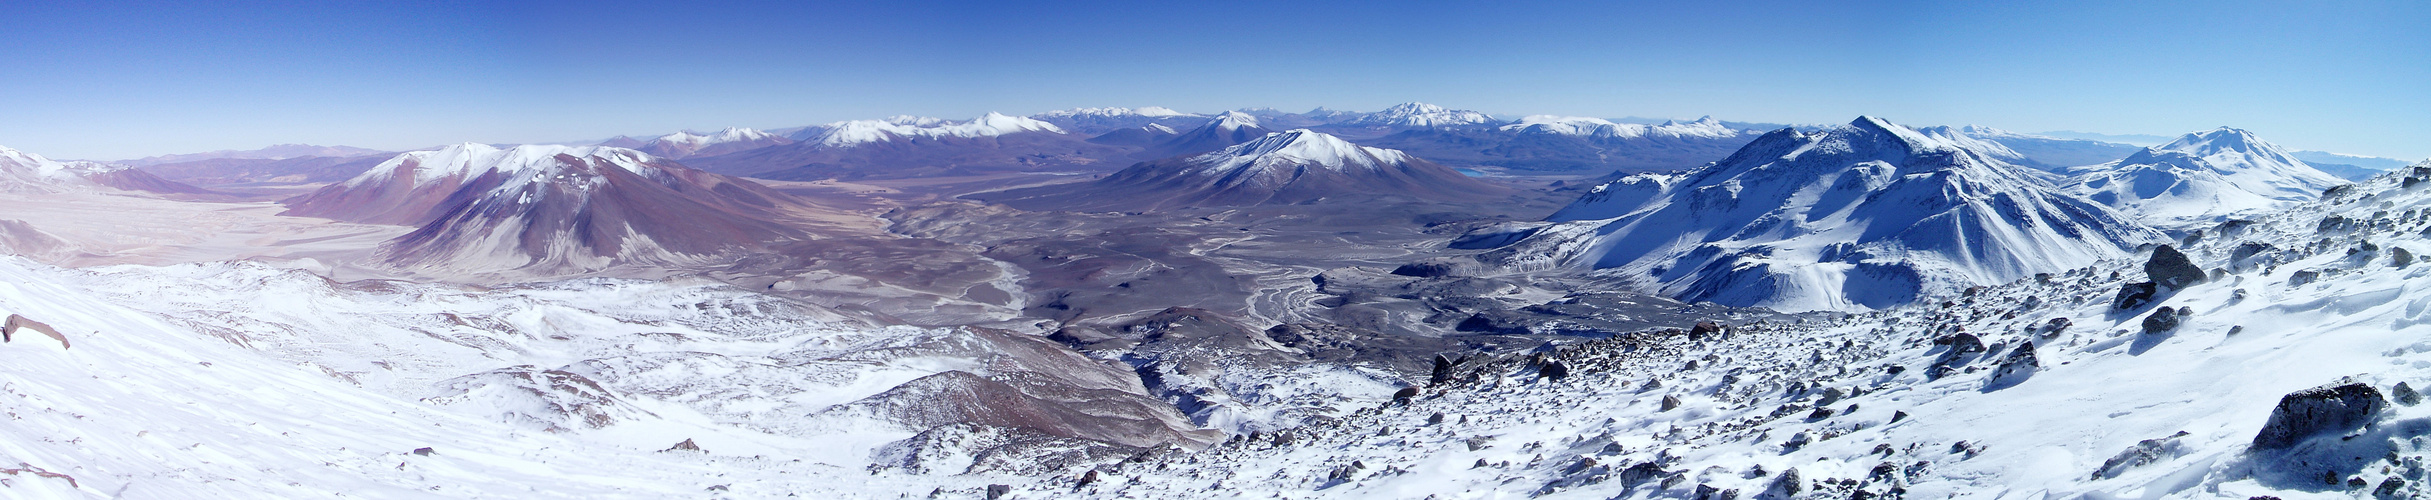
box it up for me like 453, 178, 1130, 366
280, 143, 818, 273
1480, 117, 2160, 312
637, 127, 792, 158
979, 129, 1510, 211
1017, 163, 2431, 500
0, 145, 217, 196
2065, 127, 2347, 228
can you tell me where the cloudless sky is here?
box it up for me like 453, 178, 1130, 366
3, 0, 2426, 161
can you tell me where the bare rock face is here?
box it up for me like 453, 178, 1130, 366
2251, 381, 2387, 450
2144, 245, 2207, 289
2, 314, 69, 349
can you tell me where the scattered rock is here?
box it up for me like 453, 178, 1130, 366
2289, 270, 2321, 286
1891, 411, 1908, 423
1816, 387, 1846, 406
2395, 247, 2414, 268
411, 447, 435, 456
2112, 282, 2160, 311
2141, 308, 2181, 334
661, 439, 703, 453
2395, 382, 2422, 406
985, 484, 1012, 500
1393, 387, 1421, 400
2376, 477, 2406, 498
2091, 431, 2190, 480
1690, 321, 1725, 341
1661, 395, 1683, 412
1761, 467, 1802, 499
1539, 361, 1570, 380
1077, 469, 1099, 487
2252, 381, 2388, 450
1986, 341, 2039, 389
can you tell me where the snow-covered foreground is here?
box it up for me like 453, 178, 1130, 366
0, 256, 1181, 498
1039, 166, 2431, 498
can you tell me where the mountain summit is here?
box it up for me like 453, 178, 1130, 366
282, 143, 813, 272
1479, 116, 2160, 311
981, 129, 1508, 210
1340, 103, 1497, 128
2062, 127, 2345, 227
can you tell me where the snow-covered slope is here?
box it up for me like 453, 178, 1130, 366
1340, 103, 1499, 128
1503, 116, 1744, 140
637, 127, 792, 158
1481, 116, 2162, 312
983, 129, 1508, 210
1911, 126, 2143, 171
1026, 162, 2431, 500
0, 145, 215, 196
2064, 127, 2347, 228
280, 143, 815, 273
0, 255, 1221, 497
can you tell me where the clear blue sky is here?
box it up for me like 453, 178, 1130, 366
4, 0, 2425, 161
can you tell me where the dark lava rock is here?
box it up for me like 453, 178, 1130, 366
1393, 387, 1421, 400
2395, 382, 2422, 406
2395, 247, 2414, 268
1986, 341, 2040, 388
1689, 321, 1725, 341
986, 484, 1012, 500
1661, 395, 1683, 412
2146, 245, 2206, 289
1539, 361, 1571, 380
1619, 462, 1667, 485
1762, 467, 1802, 498
2251, 381, 2387, 450
2142, 307, 2181, 334
2113, 281, 2160, 311
2231, 242, 2274, 262
662, 439, 703, 453
411, 447, 435, 456
1430, 354, 1465, 385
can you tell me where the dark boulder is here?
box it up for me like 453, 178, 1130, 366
1760, 467, 1802, 499
2113, 282, 2160, 311
1660, 395, 1683, 412
1618, 461, 1667, 485
2288, 270, 2321, 286
2142, 307, 2181, 334
2251, 381, 2387, 450
1689, 321, 1725, 341
1539, 361, 1570, 380
986, 484, 1012, 500
1986, 341, 2040, 389
2394, 247, 2414, 268
1393, 387, 1421, 400
2396, 382, 2422, 406
2145, 246, 2206, 289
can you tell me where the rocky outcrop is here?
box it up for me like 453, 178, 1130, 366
2, 314, 69, 349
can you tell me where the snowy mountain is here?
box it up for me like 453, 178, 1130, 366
280, 143, 814, 272
1363, 117, 1763, 173
1476, 116, 2161, 311
1032, 107, 1207, 134
1142, 110, 1274, 158
637, 127, 793, 159
795, 113, 1068, 148
0, 145, 216, 196
118, 143, 387, 167
1502, 116, 1744, 140
980, 129, 1508, 210
2062, 127, 2346, 228
1338, 102, 1499, 129
688, 113, 1133, 180
2288, 150, 2414, 181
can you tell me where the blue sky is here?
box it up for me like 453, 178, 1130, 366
3, 0, 2425, 161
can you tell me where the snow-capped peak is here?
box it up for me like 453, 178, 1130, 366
2062, 127, 2344, 227
1193, 130, 1411, 173
1210, 111, 1260, 131
810, 113, 1067, 148
0, 145, 128, 180
1034, 107, 1200, 119
345, 143, 655, 189
2149, 127, 2305, 165
652, 127, 777, 147
1343, 102, 1496, 128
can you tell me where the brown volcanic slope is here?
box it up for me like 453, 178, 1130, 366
282, 143, 835, 272
977, 129, 1512, 211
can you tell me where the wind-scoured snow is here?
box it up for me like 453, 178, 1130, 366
803, 113, 1067, 148
2064, 127, 2347, 228
1486, 116, 2162, 312
1503, 116, 1744, 139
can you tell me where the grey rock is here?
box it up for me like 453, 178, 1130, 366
2394, 382, 2421, 406
2113, 282, 2160, 311
2142, 307, 2181, 334
2251, 381, 2387, 450
2091, 431, 2189, 480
